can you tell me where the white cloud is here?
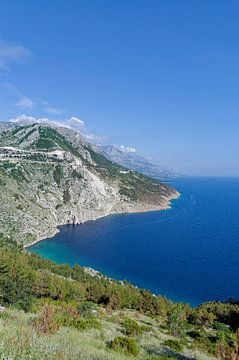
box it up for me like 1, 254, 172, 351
1, 84, 35, 110
9, 114, 48, 125
119, 145, 137, 153
8, 114, 70, 129
7, 113, 108, 145
83, 133, 108, 144
45, 107, 65, 115
0, 41, 31, 70
15, 96, 35, 109
68, 116, 85, 127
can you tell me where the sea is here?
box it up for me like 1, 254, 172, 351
28, 177, 239, 306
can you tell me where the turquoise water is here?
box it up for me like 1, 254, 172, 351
29, 177, 239, 306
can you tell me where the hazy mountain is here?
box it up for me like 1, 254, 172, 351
97, 144, 179, 180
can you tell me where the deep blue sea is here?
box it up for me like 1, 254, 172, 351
29, 177, 239, 306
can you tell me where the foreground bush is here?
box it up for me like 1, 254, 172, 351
109, 336, 139, 356
216, 330, 239, 359
77, 300, 97, 317
189, 302, 239, 330
146, 357, 175, 360
164, 339, 183, 352
31, 304, 59, 334
166, 303, 189, 336
0, 250, 35, 311
70, 316, 101, 330
122, 317, 142, 337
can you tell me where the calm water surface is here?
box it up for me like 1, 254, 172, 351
29, 177, 239, 306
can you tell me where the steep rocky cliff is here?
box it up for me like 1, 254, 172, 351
0, 124, 179, 245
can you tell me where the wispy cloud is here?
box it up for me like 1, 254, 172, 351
0, 41, 31, 70
15, 96, 35, 109
68, 116, 85, 127
119, 144, 137, 153
7, 113, 108, 145
9, 114, 85, 131
9, 114, 70, 128
83, 133, 108, 144
1, 83, 35, 110
45, 107, 65, 115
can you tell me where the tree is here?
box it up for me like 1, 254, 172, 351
0, 250, 35, 310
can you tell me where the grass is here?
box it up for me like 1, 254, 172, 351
0, 307, 217, 360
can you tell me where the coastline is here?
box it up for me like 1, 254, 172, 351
24, 191, 180, 250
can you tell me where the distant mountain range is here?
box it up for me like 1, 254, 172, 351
96, 144, 179, 180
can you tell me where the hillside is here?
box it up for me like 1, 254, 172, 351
0, 123, 178, 245
1, 241, 238, 360
0, 124, 238, 360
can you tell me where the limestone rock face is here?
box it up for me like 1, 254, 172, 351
0, 124, 179, 245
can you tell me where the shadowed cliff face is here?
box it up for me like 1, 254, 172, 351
0, 123, 178, 244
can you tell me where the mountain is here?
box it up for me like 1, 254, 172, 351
0, 121, 15, 132
97, 144, 179, 180
0, 123, 178, 244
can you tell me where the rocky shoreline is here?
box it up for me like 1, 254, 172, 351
24, 191, 180, 249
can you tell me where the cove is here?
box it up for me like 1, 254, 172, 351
28, 177, 239, 306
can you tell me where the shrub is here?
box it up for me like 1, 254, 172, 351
77, 301, 97, 318
191, 335, 217, 354
0, 310, 13, 321
189, 302, 239, 331
0, 250, 35, 311
164, 339, 183, 352
146, 357, 175, 360
109, 336, 139, 356
213, 321, 231, 333
188, 306, 216, 327
70, 316, 101, 330
53, 164, 63, 185
32, 304, 59, 334
166, 303, 189, 336
216, 330, 239, 359
122, 317, 142, 337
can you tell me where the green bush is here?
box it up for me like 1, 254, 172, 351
191, 335, 216, 354
70, 316, 101, 331
164, 339, 183, 352
109, 336, 139, 356
146, 357, 175, 360
77, 301, 97, 318
187, 329, 202, 339
188, 301, 239, 331
213, 321, 231, 332
31, 304, 59, 335
0, 250, 35, 311
122, 317, 142, 337
188, 306, 216, 327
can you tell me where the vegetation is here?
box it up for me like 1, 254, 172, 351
53, 164, 64, 185
163, 339, 183, 353
122, 317, 143, 337
0, 236, 239, 359
109, 336, 140, 356
0, 124, 237, 358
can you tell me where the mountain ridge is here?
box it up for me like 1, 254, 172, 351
96, 144, 179, 180
0, 123, 179, 245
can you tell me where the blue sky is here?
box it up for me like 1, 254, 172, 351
0, 1, 238, 176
